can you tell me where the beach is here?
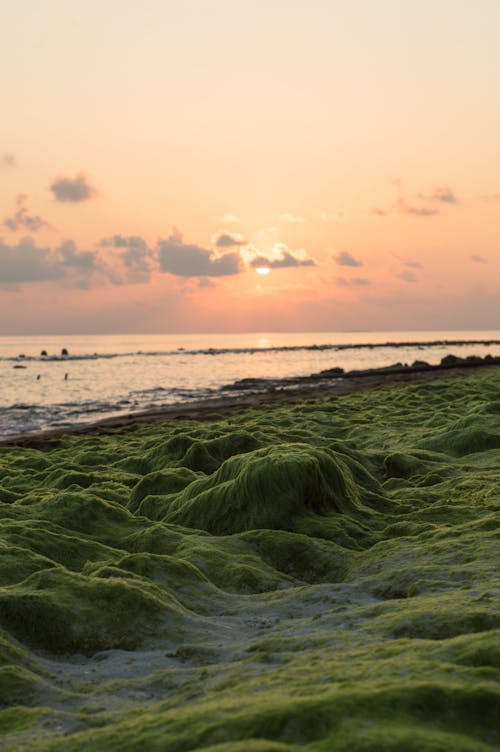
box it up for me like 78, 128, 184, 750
0, 366, 499, 750
2, 331, 500, 437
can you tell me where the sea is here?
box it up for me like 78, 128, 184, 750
1, 330, 500, 437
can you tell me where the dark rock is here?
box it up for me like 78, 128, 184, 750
440, 354, 461, 367
318, 367, 345, 377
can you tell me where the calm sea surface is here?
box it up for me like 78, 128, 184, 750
1, 331, 500, 436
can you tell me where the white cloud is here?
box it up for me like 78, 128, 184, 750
247, 242, 315, 269
279, 213, 306, 224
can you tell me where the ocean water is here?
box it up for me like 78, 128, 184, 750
1, 330, 500, 436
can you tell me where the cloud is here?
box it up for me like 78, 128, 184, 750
1, 154, 16, 168
197, 277, 216, 289
158, 231, 243, 277
395, 199, 439, 217
479, 193, 500, 204
211, 230, 247, 248
55, 241, 99, 288
334, 251, 363, 267
3, 194, 52, 233
380, 181, 457, 218
470, 254, 487, 263
50, 173, 96, 203
389, 252, 423, 269
247, 242, 316, 269
219, 213, 239, 223
320, 211, 343, 223
58, 240, 96, 269
100, 234, 153, 283
397, 269, 417, 283
279, 213, 306, 224
336, 276, 370, 287
0, 237, 133, 289
424, 186, 458, 204
0, 238, 64, 283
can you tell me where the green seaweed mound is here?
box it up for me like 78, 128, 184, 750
161, 443, 375, 534
0, 369, 499, 750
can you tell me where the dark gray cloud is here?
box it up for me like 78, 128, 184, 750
470, 254, 487, 264
0, 238, 63, 283
56, 241, 99, 289
3, 194, 52, 233
102, 234, 153, 283
395, 199, 439, 217
379, 180, 458, 218
336, 276, 370, 286
50, 173, 96, 203
334, 251, 363, 267
158, 232, 243, 277
1, 154, 16, 168
0, 238, 103, 287
249, 243, 315, 269
58, 240, 97, 269
426, 186, 458, 204
212, 231, 247, 248
389, 252, 423, 269
397, 269, 417, 283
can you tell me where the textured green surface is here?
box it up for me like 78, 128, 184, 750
0, 370, 499, 750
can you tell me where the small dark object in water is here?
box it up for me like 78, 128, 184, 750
18, 353, 25, 358
36, 374, 41, 380
61, 348, 69, 356
64, 373, 68, 380
13, 364, 27, 369
40, 350, 47, 357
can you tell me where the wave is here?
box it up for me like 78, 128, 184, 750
4, 337, 500, 363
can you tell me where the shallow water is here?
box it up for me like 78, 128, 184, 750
0, 368, 498, 750
2, 330, 500, 435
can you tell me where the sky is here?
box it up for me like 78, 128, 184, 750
1, 0, 499, 334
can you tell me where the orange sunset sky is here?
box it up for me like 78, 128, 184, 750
1, 0, 499, 334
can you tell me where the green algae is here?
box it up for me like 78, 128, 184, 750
0, 369, 499, 750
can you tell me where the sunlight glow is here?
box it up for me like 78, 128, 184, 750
256, 267, 271, 275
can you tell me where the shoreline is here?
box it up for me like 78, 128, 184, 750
3, 356, 500, 450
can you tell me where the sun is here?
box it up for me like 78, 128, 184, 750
255, 267, 271, 275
